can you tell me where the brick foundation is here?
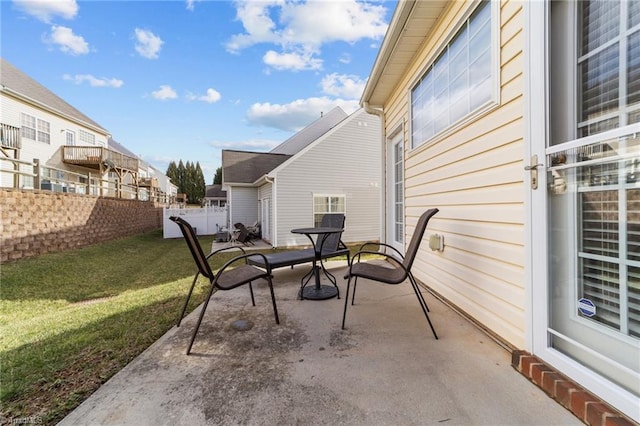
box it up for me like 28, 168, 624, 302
1, 188, 163, 262
511, 350, 637, 426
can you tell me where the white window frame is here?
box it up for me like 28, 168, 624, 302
78, 129, 96, 145
66, 130, 76, 146
21, 113, 50, 144
409, 0, 500, 150
312, 194, 346, 227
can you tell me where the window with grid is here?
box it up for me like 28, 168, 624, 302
570, 1, 640, 338
21, 113, 36, 140
411, 1, 494, 149
577, 1, 640, 136
21, 113, 50, 144
313, 195, 345, 227
79, 129, 96, 145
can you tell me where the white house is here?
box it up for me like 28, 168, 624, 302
222, 107, 381, 247
0, 58, 174, 200
360, 0, 639, 421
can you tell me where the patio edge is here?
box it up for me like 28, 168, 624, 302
511, 351, 637, 426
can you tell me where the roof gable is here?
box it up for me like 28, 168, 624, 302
269, 106, 347, 155
0, 58, 108, 134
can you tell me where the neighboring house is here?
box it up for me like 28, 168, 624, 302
203, 184, 227, 207
149, 164, 178, 201
108, 138, 176, 201
222, 150, 291, 232
222, 107, 381, 247
360, 0, 639, 421
0, 58, 173, 201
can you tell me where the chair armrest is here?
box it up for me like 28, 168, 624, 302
207, 245, 247, 259
351, 242, 405, 266
350, 249, 404, 268
348, 249, 409, 276
217, 252, 273, 276
357, 242, 405, 260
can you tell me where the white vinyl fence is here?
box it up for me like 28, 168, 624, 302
163, 206, 228, 238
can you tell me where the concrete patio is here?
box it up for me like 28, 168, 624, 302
60, 261, 580, 425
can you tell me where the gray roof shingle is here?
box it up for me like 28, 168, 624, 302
222, 150, 291, 184
269, 106, 347, 155
0, 58, 108, 133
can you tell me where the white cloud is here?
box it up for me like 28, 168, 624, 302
151, 85, 177, 100
226, 0, 388, 54
185, 0, 202, 11
320, 73, 366, 99
186, 88, 222, 103
134, 28, 163, 59
47, 25, 89, 55
13, 0, 78, 23
263, 49, 322, 71
63, 74, 123, 88
246, 96, 359, 132
338, 53, 351, 64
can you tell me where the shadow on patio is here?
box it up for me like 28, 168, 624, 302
59, 261, 579, 425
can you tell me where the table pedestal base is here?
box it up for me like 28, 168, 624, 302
300, 284, 339, 300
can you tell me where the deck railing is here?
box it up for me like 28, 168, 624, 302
0, 123, 22, 150
62, 146, 139, 172
0, 156, 173, 203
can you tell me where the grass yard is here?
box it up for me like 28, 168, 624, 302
0, 230, 252, 425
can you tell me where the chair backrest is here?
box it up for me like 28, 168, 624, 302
402, 208, 439, 271
170, 216, 215, 280
234, 222, 251, 243
318, 213, 345, 252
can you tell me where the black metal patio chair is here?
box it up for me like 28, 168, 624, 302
341, 208, 439, 339
170, 216, 279, 355
234, 222, 255, 245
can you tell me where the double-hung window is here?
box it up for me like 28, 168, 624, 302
411, 1, 497, 149
313, 195, 345, 227
21, 113, 50, 144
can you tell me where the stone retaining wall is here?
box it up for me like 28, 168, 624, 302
0, 188, 163, 262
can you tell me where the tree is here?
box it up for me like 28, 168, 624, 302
213, 166, 222, 185
166, 159, 205, 205
165, 161, 178, 187
195, 162, 206, 203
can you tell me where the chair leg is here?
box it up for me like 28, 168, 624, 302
177, 272, 200, 327
249, 282, 256, 306
351, 277, 358, 306
341, 276, 353, 329
408, 275, 438, 340
186, 283, 218, 355
266, 276, 280, 324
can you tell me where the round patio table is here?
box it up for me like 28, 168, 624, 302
291, 227, 343, 300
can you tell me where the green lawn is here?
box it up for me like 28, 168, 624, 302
0, 230, 248, 424
0, 230, 364, 425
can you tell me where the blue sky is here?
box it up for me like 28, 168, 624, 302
1, 0, 396, 183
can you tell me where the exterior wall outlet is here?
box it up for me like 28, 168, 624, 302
429, 233, 444, 251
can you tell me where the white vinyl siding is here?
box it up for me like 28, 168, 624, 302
1, 95, 109, 188
229, 186, 258, 227
271, 109, 381, 248
384, 0, 525, 347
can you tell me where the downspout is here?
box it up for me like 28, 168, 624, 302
264, 175, 275, 247
362, 102, 386, 244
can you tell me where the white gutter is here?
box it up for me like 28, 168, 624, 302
1, 86, 110, 136
362, 101, 387, 244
